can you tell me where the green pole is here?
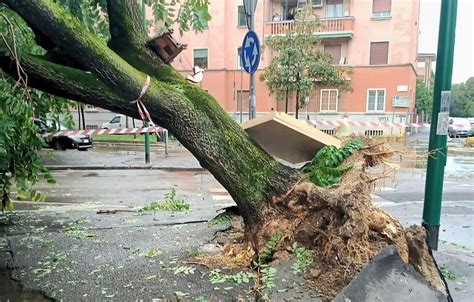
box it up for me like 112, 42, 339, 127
144, 121, 151, 163
422, 0, 457, 250
142, 1, 151, 164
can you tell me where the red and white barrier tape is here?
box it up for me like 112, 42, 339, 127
307, 120, 431, 128
131, 75, 162, 138
42, 127, 166, 137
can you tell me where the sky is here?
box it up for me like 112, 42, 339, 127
418, 0, 474, 84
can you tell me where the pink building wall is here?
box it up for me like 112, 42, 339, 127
154, 0, 421, 133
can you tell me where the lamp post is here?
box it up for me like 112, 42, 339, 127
422, 0, 458, 250
243, 0, 258, 120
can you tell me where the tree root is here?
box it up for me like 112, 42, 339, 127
242, 139, 447, 300
198, 139, 447, 300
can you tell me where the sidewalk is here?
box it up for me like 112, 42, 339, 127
41, 142, 202, 170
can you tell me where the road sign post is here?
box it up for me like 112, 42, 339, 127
422, 0, 458, 250
242, 0, 259, 120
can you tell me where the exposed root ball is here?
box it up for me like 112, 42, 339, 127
244, 138, 446, 300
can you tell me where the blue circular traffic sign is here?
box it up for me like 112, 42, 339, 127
241, 31, 261, 74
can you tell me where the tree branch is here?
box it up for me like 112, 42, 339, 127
0, 53, 139, 119
106, 0, 182, 82
2, 0, 300, 225
107, 0, 147, 51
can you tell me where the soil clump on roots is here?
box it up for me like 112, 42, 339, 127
201, 138, 447, 300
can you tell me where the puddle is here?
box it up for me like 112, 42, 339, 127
0, 265, 49, 301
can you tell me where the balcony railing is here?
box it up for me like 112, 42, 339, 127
266, 17, 354, 36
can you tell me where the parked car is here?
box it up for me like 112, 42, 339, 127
469, 118, 474, 136
448, 117, 472, 138
34, 118, 93, 151
101, 115, 143, 129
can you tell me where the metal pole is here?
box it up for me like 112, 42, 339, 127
422, 0, 457, 250
144, 121, 151, 163
249, 12, 256, 120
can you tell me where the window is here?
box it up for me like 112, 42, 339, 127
237, 47, 242, 69
238, 5, 246, 27
372, 0, 391, 18
193, 48, 208, 69
320, 89, 338, 112
326, 0, 343, 18
237, 90, 250, 113
370, 42, 389, 65
86, 125, 98, 130
110, 116, 121, 124
313, 0, 323, 7
367, 89, 386, 112
324, 44, 342, 65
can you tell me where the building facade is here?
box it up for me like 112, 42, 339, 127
171, 0, 420, 135
73, 0, 420, 136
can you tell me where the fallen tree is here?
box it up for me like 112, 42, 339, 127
0, 0, 449, 300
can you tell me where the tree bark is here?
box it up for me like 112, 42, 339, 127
1, 0, 300, 231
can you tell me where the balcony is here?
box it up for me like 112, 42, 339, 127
266, 17, 354, 39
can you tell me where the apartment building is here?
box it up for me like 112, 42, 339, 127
73, 0, 420, 136
169, 0, 420, 135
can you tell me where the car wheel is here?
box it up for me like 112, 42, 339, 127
53, 140, 66, 151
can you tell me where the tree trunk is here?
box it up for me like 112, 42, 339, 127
0, 0, 300, 235
80, 106, 85, 130
77, 106, 81, 129
295, 88, 300, 119
285, 87, 289, 113
0, 2, 450, 298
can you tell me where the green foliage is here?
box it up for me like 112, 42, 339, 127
173, 265, 196, 275
260, 264, 278, 289
139, 247, 162, 258
290, 242, 313, 274
439, 266, 456, 281
143, 0, 211, 35
303, 139, 364, 187
140, 187, 190, 212
207, 212, 232, 227
0, 6, 75, 211
415, 79, 434, 122
261, 5, 351, 111
451, 77, 474, 117
208, 269, 255, 284
259, 228, 285, 264
54, 0, 110, 41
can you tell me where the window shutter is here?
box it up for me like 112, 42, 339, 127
324, 44, 342, 65
370, 42, 389, 65
373, 0, 391, 13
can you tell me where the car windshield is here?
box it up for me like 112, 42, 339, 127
110, 116, 121, 123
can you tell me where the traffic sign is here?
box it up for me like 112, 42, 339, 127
241, 31, 261, 74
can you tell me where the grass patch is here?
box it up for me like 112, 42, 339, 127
140, 187, 190, 212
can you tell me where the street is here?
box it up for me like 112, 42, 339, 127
1, 134, 473, 301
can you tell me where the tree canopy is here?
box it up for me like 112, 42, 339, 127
415, 79, 433, 122
261, 5, 351, 118
451, 77, 474, 117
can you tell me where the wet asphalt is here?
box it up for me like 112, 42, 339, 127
0, 134, 473, 301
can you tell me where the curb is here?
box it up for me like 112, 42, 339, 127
45, 165, 205, 172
